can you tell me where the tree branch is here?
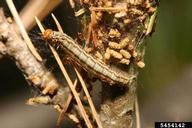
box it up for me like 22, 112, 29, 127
0, 8, 70, 110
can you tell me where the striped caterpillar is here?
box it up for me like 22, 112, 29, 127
43, 29, 134, 85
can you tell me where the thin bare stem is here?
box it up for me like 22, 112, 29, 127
19, 0, 62, 31
6, 0, 42, 61
135, 95, 141, 128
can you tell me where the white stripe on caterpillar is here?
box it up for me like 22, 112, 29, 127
43, 29, 133, 85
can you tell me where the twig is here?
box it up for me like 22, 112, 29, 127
35, 17, 93, 128
135, 95, 141, 128
19, 0, 62, 31
6, 0, 42, 61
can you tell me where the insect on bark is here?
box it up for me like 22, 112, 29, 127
42, 29, 133, 85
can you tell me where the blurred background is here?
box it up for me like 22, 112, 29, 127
139, 0, 192, 127
0, 0, 192, 128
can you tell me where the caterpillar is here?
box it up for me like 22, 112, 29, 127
42, 29, 134, 85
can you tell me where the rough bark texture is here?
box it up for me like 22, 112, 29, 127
101, 81, 137, 128
0, 8, 70, 109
